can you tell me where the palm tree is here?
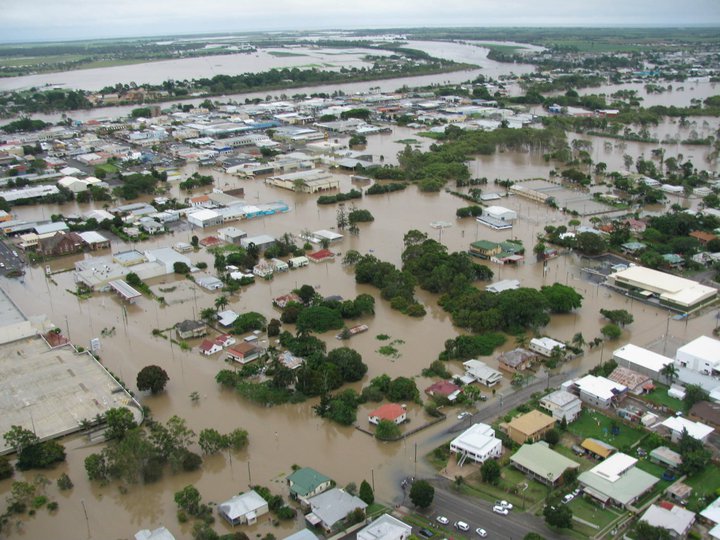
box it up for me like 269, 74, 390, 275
660, 363, 679, 386
571, 332, 586, 349
514, 333, 529, 349
214, 295, 229, 312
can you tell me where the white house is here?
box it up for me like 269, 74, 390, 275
461, 359, 503, 387
661, 416, 714, 443
357, 514, 412, 540
640, 503, 696, 539
450, 423, 503, 465
573, 375, 627, 409
305, 488, 367, 532
289, 256, 309, 268
218, 490, 269, 526
135, 527, 176, 540
539, 389, 582, 422
484, 205, 517, 221
529, 337, 566, 358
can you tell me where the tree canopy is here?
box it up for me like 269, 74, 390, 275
137, 365, 169, 394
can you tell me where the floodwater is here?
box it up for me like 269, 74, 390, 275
1, 44, 719, 540
1, 134, 718, 539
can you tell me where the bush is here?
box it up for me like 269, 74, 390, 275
0, 456, 13, 480
375, 419, 402, 441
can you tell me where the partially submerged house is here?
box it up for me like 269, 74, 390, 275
218, 490, 269, 526
175, 320, 207, 340
368, 403, 406, 425
305, 488, 367, 532
461, 359, 503, 387
287, 467, 333, 505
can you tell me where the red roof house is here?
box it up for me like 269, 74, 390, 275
425, 381, 462, 401
199, 339, 223, 356
308, 249, 335, 263
369, 403, 407, 425
227, 342, 260, 364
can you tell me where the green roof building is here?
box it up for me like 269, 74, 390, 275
287, 467, 333, 503
510, 441, 580, 486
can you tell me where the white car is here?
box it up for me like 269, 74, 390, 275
454, 521, 469, 532
563, 494, 575, 504
499, 500, 513, 510
457, 411, 471, 420
436, 516, 449, 525
476, 528, 488, 537
492, 506, 508, 515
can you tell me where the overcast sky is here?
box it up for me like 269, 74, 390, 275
3, 0, 720, 43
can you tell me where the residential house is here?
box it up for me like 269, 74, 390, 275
215, 334, 236, 348
424, 380, 462, 402
690, 230, 717, 245
308, 249, 334, 263
199, 339, 223, 356
578, 453, 659, 508
649, 446, 683, 470
356, 514, 412, 540
196, 276, 224, 291
218, 490, 269, 526
581, 438, 616, 459
273, 293, 302, 309
572, 374, 627, 409
77, 231, 111, 250
506, 410, 556, 445
305, 488, 367, 532
640, 502, 695, 539
283, 530, 319, 540
497, 348, 536, 372
608, 367, 654, 395
509, 441, 580, 486
468, 240, 502, 259
135, 527, 176, 540
539, 389, 582, 422
369, 403, 406, 425
227, 342, 261, 364
461, 359, 503, 387
175, 320, 207, 340
450, 422, 502, 465
529, 337, 566, 358
287, 467, 333, 505
665, 482, 693, 504
660, 416, 713, 443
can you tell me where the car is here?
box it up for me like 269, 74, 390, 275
454, 521, 469, 532
478, 393, 488, 401
475, 528, 488, 537
498, 500, 513, 510
562, 494, 574, 504
492, 506, 508, 515
457, 411, 471, 420
418, 528, 434, 538
572, 488, 582, 497
436, 516, 449, 525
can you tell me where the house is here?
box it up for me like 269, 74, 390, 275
305, 488, 367, 532
573, 374, 627, 409
539, 389, 582, 422
700, 497, 720, 532
450, 423, 503, 465
461, 359, 503, 387
510, 442, 580, 486
274, 293, 302, 309
218, 490, 269, 526
649, 446, 683, 470
529, 337, 566, 358
660, 416, 713, 443
215, 334, 236, 348
196, 276, 224, 291
676, 336, 720, 376
356, 514, 412, 540
308, 249, 334, 263
289, 256, 309, 268
581, 438, 616, 459
227, 342, 261, 364
253, 261, 274, 278
506, 410, 556, 445
689, 401, 720, 429
287, 467, 334, 505
271, 258, 289, 272
469, 240, 502, 259
484, 205, 517, 221
665, 482, 692, 504
218, 226, 247, 244
608, 366, 654, 395
578, 453, 659, 508
689, 230, 716, 245
497, 348, 535, 372
135, 527, 176, 540
217, 310, 239, 327
279, 351, 304, 370
77, 231, 111, 251
175, 320, 206, 340
612, 344, 674, 381
485, 279, 521, 293
283, 530, 319, 540
199, 339, 223, 356
369, 403, 406, 425
424, 380, 462, 402
640, 502, 695, 539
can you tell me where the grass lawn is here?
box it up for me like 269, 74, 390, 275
96, 163, 119, 174
640, 384, 684, 412
426, 444, 450, 471
568, 496, 623, 533
366, 503, 388, 518
463, 465, 548, 509
684, 467, 720, 511
567, 410, 646, 450
554, 442, 597, 472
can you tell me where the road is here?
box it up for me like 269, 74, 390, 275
0, 238, 24, 276
409, 482, 564, 540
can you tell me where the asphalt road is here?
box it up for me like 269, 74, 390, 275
412, 482, 563, 540
0, 238, 24, 276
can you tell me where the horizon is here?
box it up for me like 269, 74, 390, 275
3, 0, 720, 43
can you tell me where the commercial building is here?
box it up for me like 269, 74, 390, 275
539, 389, 582, 422
485, 279, 520, 294
187, 208, 223, 228
607, 265, 717, 312
356, 514, 412, 540
483, 206, 517, 222
449, 423, 503, 465
578, 453, 659, 508
506, 410, 556, 445
676, 336, 720, 376
510, 441, 580, 486
612, 343, 674, 381
218, 490, 269, 526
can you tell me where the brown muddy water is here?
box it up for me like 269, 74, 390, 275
1, 144, 718, 539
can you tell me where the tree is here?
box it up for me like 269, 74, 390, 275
660, 363, 679, 386
540, 283, 583, 313
297, 284, 317, 305
634, 521, 672, 540
600, 323, 622, 340
409, 479, 434, 508
198, 428, 226, 455
375, 419, 401, 441
3, 425, 39, 453
599, 309, 634, 327
137, 365, 170, 394
543, 504, 573, 529
214, 295, 229, 312
387, 377, 419, 402
575, 232, 607, 255
544, 428, 560, 446
296, 306, 344, 334
683, 384, 709, 411
104, 407, 137, 440
359, 480, 375, 505
0, 456, 13, 480
480, 459, 500, 485
173, 262, 190, 274
327, 348, 367, 382
175, 485, 202, 516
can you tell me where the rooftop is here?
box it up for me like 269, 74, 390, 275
507, 410, 555, 436
677, 335, 720, 362
369, 403, 405, 421
640, 503, 695, 537
219, 490, 267, 520
661, 416, 714, 440
613, 343, 673, 372
575, 374, 626, 400
579, 454, 658, 506
451, 423, 501, 456
541, 389, 580, 408
287, 467, 332, 497
609, 265, 717, 309
510, 441, 579, 481
307, 488, 367, 528
592, 453, 637, 483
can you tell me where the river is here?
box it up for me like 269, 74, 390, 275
0, 41, 718, 540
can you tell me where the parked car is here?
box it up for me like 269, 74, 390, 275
562, 494, 574, 504
497, 500, 513, 510
457, 411, 472, 420
436, 516, 449, 525
478, 393, 488, 401
476, 528, 488, 537
418, 529, 434, 538
637, 447, 647, 457
454, 521, 470, 532
572, 488, 582, 497
492, 506, 509, 515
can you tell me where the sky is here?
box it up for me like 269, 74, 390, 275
3, 0, 720, 43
